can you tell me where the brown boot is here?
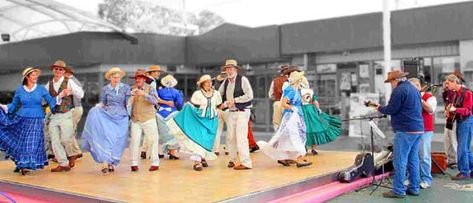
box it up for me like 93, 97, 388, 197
68, 156, 77, 168
51, 165, 71, 172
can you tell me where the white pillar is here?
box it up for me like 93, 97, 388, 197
383, 0, 392, 103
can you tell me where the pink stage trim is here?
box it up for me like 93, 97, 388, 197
269, 173, 390, 203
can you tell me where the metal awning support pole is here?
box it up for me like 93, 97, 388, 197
383, 0, 392, 103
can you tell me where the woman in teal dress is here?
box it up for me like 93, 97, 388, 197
167, 75, 222, 171
300, 77, 341, 155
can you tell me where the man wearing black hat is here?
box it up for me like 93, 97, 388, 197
268, 65, 289, 131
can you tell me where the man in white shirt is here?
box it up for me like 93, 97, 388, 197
46, 60, 84, 172
218, 59, 254, 170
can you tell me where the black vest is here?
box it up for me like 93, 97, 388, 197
221, 75, 252, 110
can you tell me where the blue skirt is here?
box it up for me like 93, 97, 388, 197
0, 110, 48, 170
81, 107, 129, 166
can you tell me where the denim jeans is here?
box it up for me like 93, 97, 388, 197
456, 116, 473, 176
392, 131, 422, 195
419, 131, 433, 184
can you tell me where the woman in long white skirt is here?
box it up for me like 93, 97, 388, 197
258, 71, 312, 168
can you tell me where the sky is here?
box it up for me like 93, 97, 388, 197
58, 0, 472, 27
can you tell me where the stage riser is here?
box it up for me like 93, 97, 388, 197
0, 181, 119, 203
220, 171, 340, 203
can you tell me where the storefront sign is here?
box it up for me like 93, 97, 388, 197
316, 64, 336, 73
340, 72, 351, 91
359, 64, 370, 78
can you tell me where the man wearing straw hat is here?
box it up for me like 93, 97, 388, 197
218, 59, 254, 170
371, 70, 424, 198
46, 60, 84, 172
64, 66, 83, 160
129, 69, 161, 172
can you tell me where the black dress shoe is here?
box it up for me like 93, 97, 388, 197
250, 145, 260, 153
13, 167, 20, 173
20, 169, 30, 176
47, 154, 55, 159
277, 160, 290, 166
296, 161, 313, 168
168, 154, 180, 160
158, 154, 164, 159
141, 151, 147, 159
201, 159, 209, 167
311, 149, 318, 155
193, 163, 203, 171
108, 164, 115, 172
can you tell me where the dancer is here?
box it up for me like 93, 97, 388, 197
257, 71, 312, 168
141, 65, 164, 159
268, 65, 289, 131
45, 60, 84, 172
156, 74, 183, 159
167, 75, 222, 171
218, 59, 254, 170
0, 67, 65, 175
300, 76, 341, 155
82, 67, 131, 173
129, 69, 160, 172
64, 66, 84, 160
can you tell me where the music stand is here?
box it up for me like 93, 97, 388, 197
350, 114, 392, 194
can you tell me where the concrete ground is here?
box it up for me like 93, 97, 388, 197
329, 168, 473, 203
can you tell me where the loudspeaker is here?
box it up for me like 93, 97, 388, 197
403, 58, 424, 79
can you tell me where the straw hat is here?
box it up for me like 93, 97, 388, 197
147, 65, 164, 73
289, 71, 305, 84
196, 75, 212, 87
384, 70, 409, 83
50, 60, 71, 72
65, 65, 74, 74
301, 76, 309, 88
161, 75, 178, 87
215, 72, 227, 81
104, 67, 126, 80
22, 67, 41, 82
221, 59, 240, 70
129, 69, 148, 80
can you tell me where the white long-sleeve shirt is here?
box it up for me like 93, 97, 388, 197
218, 74, 253, 110
45, 76, 84, 99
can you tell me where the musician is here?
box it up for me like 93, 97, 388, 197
444, 74, 473, 180
442, 81, 458, 168
409, 78, 437, 189
372, 70, 424, 198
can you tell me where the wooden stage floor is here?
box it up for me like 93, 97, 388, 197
0, 150, 357, 203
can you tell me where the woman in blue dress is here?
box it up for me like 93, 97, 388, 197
257, 71, 312, 168
0, 67, 64, 175
156, 74, 183, 159
81, 67, 131, 173
167, 75, 222, 171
